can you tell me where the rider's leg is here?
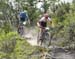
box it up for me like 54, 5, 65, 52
37, 27, 42, 45
40, 28, 43, 38
41, 28, 45, 36
40, 28, 45, 45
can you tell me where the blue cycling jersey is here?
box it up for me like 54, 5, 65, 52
20, 12, 27, 18
19, 11, 28, 22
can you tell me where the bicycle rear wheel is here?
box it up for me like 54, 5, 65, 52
18, 24, 25, 36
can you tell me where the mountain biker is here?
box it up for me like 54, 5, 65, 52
37, 12, 52, 37
18, 10, 30, 35
19, 10, 30, 25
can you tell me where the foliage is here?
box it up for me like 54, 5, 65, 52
50, 12, 75, 50
0, 31, 37, 59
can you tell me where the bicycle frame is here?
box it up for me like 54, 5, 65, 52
37, 27, 50, 47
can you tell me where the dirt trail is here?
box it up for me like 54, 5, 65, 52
24, 27, 38, 46
50, 47, 75, 59
23, 27, 75, 59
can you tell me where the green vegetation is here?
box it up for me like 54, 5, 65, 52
0, 30, 37, 59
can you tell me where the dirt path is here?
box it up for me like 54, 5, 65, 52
24, 26, 38, 46
23, 26, 75, 59
50, 47, 75, 59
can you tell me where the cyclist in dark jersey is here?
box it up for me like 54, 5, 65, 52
37, 13, 52, 34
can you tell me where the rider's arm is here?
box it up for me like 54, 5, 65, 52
37, 21, 40, 27
48, 17, 51, 21
47, 17, 52, 26
48, 17, 52, 23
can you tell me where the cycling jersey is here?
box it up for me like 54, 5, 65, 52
39, 17, 51, 27
19, 11, 28, 22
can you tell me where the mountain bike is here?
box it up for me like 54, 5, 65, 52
18, 21, 26, 36
37, 27, 51, 47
